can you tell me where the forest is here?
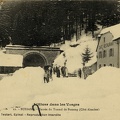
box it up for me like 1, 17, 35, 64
0, 0, 119, 47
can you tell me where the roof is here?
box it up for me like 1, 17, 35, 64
100, 24, 120, 41
85, 54, 97, 67
0, 53, 23, 67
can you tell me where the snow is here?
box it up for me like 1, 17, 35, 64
0, 66, 120, 119
54, 35, 97, 73
0, 52, 23, 67
0, 67, 44, 110
100, 23, 120, 40
85, 52, 97, 67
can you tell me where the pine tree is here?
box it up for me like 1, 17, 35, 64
82, 46, 93, 65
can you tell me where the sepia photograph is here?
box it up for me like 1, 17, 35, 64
0, 0, 120, 119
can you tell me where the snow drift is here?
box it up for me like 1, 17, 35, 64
0, 67, 120, 120
54, 39, 97, 73
0, 67, 44, 110
22, 66, 120, 120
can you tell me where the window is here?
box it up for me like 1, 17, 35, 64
103, 50, 107, 58
104, 64, 106, 66
99, 64, 101, 68
109, 64, 112, 66
109, 48, 114, 57
1, 67, 4, 73
99, 51, 102, 58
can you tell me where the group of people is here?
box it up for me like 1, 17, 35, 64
43, 64, 68, 83
53, 65, 68, 78
78, 67, 93, 79
43, 64, 91, 83
77, 67, 87, 79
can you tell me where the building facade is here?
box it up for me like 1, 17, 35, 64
5, 45, 62, 68
97, 24, 120, 69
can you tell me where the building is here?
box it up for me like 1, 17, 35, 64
5, 45, 62, 68
0, 45, 62, 74
97, 24, 120, 69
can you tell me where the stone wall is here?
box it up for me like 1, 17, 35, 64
5, 45, 62, 67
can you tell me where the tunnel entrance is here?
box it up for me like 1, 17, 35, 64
23, 52, 47, 68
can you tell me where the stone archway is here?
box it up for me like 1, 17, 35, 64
23, 51, 47, 67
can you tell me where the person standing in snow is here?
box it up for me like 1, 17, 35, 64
82, 66, 87, 79
78, 68, 82, 78
64, 66, 68, 77
56, 66, 60, 77
48, 66, 53, 81
53, 64, 57, 74
44, 70, 49, 83
61, 65, 68, 77
61, 66, 65, 77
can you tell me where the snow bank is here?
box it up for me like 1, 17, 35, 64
0, 67, 120, 119
20, 67, 120, 120
55, 27, 101, 73
86, 66, 120, 96
54, 39, 97, 73
0, 54, 23, 67
0, 67, 44, 109
0, 50, 23, 67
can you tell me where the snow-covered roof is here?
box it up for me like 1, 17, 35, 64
0, 53, 23, 67
100, 24, 120, 40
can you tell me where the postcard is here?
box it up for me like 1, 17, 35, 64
0, 0, 120, 120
